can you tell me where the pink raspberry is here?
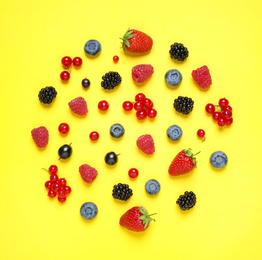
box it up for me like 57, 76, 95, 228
136, 134, 155, 155
132, 64, 154, 83
31, 126, 49, 148
68, 97, 88, 116
192, 65, 212, 89
79, 164, 98, 183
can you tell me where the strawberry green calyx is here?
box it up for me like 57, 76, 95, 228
182, 149, 200, 165
120, 28, 133, 51
139, 206, 156, 229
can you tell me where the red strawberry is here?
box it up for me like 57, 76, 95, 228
192, 65, 212, 89
136, 134, 155, 155
168, 149, 200, 176
79, 164, 98, 183
121, 28, 153, 54
119, 206, 155, 232
132, 64, 154, 83
68, 97, 88, 116
31, 126, 49, 148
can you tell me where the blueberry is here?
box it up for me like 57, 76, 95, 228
80, 202, 98, 220
145, 179, 161, 195
167, 125, 183, 141
110, 123, 125, 138
84, 40, 101, 56
210, 151, 228, 168
165, 69, 182, 87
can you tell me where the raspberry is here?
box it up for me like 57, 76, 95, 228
192, 65, 212, 89
31, 126, 49, 148
79, 164, 98, 184
136, 134, 155, 155
68, 97, 88, 116
132, 64, 154, 83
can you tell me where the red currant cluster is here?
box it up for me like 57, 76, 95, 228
44, 165, 72, 203
205, 98, 233, 127
60, 56, 82, 81
122, 93, 157, 120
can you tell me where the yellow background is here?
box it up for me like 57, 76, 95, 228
0, 0, 262, 259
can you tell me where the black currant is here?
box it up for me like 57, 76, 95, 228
105, 152, 118, 165
82, 78, 90, 88
58, 143, 72, 159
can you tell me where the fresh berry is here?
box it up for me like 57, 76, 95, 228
113, 55, 119, 62
136, 134, 155, 155
122, 101, 133, 111
147, 108, 157, 118
119, 206, 155, 232
58, 178, 67, 187
143, 98, 153, 109
49, 165, 58, 174
79, 164, 98, 184
176, 191, 196, 211
136, 110, 147, 120
128, 168, 139, 178
68, 97, 88, 116
80, 202, 98, 220
217, 117, 226, 127
50, 174, 59, 183
168, 149, 199, 176
165, 69, 182, 86
101, 71, 122, 90
205, 103, 215, 114
225, 105, 232, 111
192, 65, 212, 89
82, 78, 90, 88
222, 110, 232, 119
212, 111, 222, 121
51, 182, 61, 192
72, 57, 82, 67
58, 196, 67, 203
58, 143, 72, 159
110, 123, 125, 138
64, 186, 72, 195
38, 86, 57, 104
167, 125, 183, 141
105, 152, 118, 165
45, 180, 52, 189
60, 71, 70, 81
210, 151, 228, 168
89, 131, 99, 141
31, 126, 49, 148
145, 179, 160, 195
121, 29, 153, 54
112, 183, 133, 201
58, 123, 70, 134
131, 64, 154, 83
169, 42, 189, 61
84, 40, 101, 56
134, 101, 144, 111
218, 98, 229, 109
173, 96, 194, 115
135, 93, 146, 102
197, 129, 205, 138
48, 189, 57, 198
61, 56, 72, 68
98, 100, 109, 111
225, 117, 233, 125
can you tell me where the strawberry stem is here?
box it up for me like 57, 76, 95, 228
193, 151, 201, 156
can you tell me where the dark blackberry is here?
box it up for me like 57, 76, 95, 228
112, 183, 133, 201
169, 42, 189, 61
176, 191, 196, 211
101, 71, 122, 90
173, 96, 194, 115
38, 86, 57, 104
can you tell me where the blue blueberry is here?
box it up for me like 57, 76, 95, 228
84, 40, 101, 56
145, 179, 161, 195
210, 151, 228, 169
80, 202, 98, 220
167, 125, 183, 141
110, 123, 125, 138
165, 69, 182, 87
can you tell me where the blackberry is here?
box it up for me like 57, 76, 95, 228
38, 86, 57, 104
112, 183, 133, 201
169, 42, 189, 61
176, 191, 196, 211
173, 96, 194, 115
101, 71, 122, 90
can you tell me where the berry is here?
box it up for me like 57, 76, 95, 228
143, 98, 153, 109
135, 93, 146, 102
113, 55, 119, 62
58, 144, 72, 159
197, 129, 205, 138
167, 125, 183, 141
210, 151, 228, 168
205, 103, 215, 114
165, 69, 182, 86
122, 101, 133, 111
169, 42, 189, 61
58, 123, 70, 134
136, 110, 147, 120
112, 183, 133, 201
168, 149, 199, 176
110, 123, 125, 138
101, 71, 122, 90
131, 64, 154, 83
121, 29, 153, 54
82, 78, 90, 88
72, 57, 82, 67
134, 101, 144, 111
89, 131, 99, 141
51, 182, 61, 192
98, 100, 109, 111
218, 98, 229, 109
68, 97, 88, 116
225, 117, 233, 125
50, 174, 59, 183
80, 202, 98, 220
192, 65, 212, 89
84, 40, 101, 56
176, 191, 196, 211
61, 56, 72, 68
79, 164, 98, 184
145, 179, 160, 195
58, 196, 67, 203
60, 71, 70, 81
31, 126, 49, 148
45, 180, 52, 189
212, 111, 222, 121
217, 117, 226, 127
128, 168, 139, 178
136, 134, 155, 155
225, 105, 232, 111
48, 165, 58, 174
173, 96, 194, 115
58, 178, 67, 187
105, 152, 118, 165
38, 86, 57, 104
147, 108, 157, 118
48, 189, 57, 198
64, 186, 72, 195
222, 109, 232, 119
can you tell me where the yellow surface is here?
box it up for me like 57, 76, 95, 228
0, 0, 262, 259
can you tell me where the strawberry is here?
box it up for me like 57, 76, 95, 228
136, 134, 155, 155
168, 149, 200, 176
79, 164, 98, 183
68, 97, 88, 116
119, 206, 155, 232
121, 28, 153, 54
132, 64, 154, 83
31, 126, 49, 148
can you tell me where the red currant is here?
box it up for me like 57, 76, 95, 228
128, 168, 139, 178
50, 174, 59, 183
45, 180, 52, 189
58, 196, 67, 203
58, 123, 70, 134
205, 103, 215, 114
113, 55, 119, 63
143, 98, 153, 109
98, 100, 109, 111
49, 165, 58, 174
58, 190, 66, 198
136, 110, 147, 120
58, 178, 67, 187
225, 105, 232, 111
60, 71, 70, 81
212, 111, 222, 121
222, 110, 232, 119
218, 98, 229, 109
89, 131, 99, 141
61, 56, 72, 68
122, 101, 133, 111
72, 57, 82, 67
64, 186, 72, 195
217, 117, 226, 127
134, 101, 144, 111
197, 129, 205, 138
51, 183, 61, 192
225, 117, 233, 125
135, 93, 146, 102
48, 189, 57, 198
147, 108, 157, 118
